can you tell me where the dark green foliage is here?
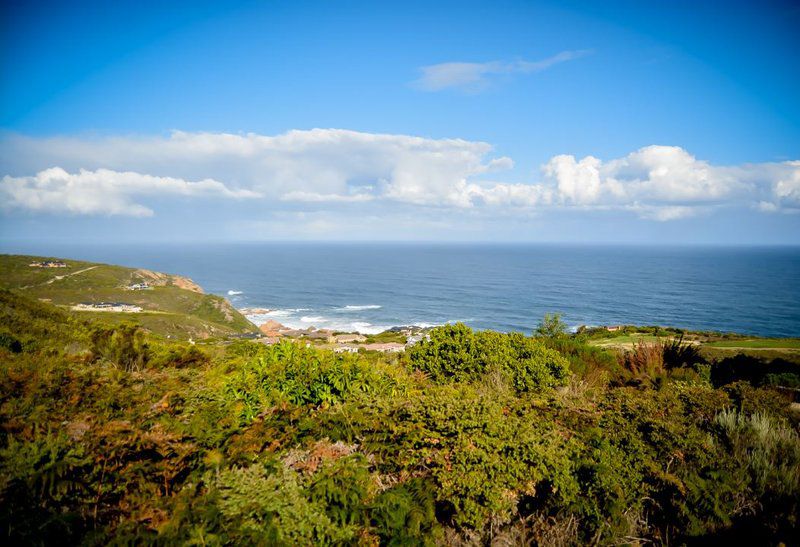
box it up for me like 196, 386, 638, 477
534, 312, 569, 338
309, 454, 372, 526
150, 344, 209, 369
224, 340, 408, 422
0, 332, 22, 353
370, 479, 440, 545
711, 353, 800, 388
2, 291, 799, 545
663, 334, 706, 369
90, 323, 151, 371
409, 323, 569, 391
0, 432, 93, 543
408, 323, 482, 382
542, 335, 619, 376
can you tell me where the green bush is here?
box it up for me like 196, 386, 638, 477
409, 323, 569, 391
3, 290, 800, 545
213, 463, 353, 544
370, 478, 440, 545
224, 340, 408, 422
90, 324, 150, 371
715, 409, 800, 497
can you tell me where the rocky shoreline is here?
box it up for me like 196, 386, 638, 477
238, 309, 430, 353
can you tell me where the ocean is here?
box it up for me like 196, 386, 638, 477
3, 242, 799, 337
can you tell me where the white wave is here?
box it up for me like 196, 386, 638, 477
347, 321, 393, 334
260, 308, 309, 317
301, 315, 327, 323
227, 290, 243, 296
243, 305, 444, 334
413, 322, 444, 329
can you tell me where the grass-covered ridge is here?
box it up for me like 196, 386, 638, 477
0, 254, 257, 339
1, 288, 799, 545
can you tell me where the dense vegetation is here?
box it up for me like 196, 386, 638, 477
1, 290, 798, 545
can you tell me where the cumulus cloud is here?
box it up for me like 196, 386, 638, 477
1, 131, 797, 221
0, 129, 517, 211
413, 50, 592, 92
1, 167, 258, 216
770, 160, 800, 210
540, 145, 800, 219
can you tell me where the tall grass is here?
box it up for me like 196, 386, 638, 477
619, 335, 706, 381
716, 408, 800, 496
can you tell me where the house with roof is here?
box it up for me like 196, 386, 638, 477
127, 282, 150, 290
333, 333, 367, 344
362, 342, 406, 353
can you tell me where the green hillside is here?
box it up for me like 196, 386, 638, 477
0, 254, 257, 339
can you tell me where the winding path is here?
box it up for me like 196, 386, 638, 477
18, 265, 99, 290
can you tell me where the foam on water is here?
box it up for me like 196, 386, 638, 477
300, 316, 326, 323
244, 309, 396, 334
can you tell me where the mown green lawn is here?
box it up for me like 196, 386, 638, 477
590, 334, 667, 345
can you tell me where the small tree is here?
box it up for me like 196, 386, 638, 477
535, 313, 569, 339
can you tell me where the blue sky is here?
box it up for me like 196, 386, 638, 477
1, 0, 799, 243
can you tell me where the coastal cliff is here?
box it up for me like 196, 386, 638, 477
0, 254, 257, 339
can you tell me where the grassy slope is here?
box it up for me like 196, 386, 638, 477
584, 328, 800, 365
0, 254, 257, 339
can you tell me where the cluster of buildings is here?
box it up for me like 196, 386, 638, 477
72, 302, 143, 313
253, 319, 421, 353
126, 282, 151, 290
333, 342, 406, 354
29, 260, 67, 268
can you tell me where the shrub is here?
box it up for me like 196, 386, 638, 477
715, 409, 800, 497
90, 324, 150, 372
541, 336, 619, 377
224, 340, 408, 422
534, 312, 569, 339
212, 463, 353, 544
370, 478, 440, 545
408, 323, 482, 382
309, 454, 372, 527
663, 335, 706, 370
0, 432, 93, 543
409, 324, 569, 391
619, 341, 664, 380
0, 332, 22, 353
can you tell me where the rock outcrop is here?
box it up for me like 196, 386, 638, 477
134, 269, 204, 294
259, 319, 286, 336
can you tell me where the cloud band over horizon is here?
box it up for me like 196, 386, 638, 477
1, 129, 798, 222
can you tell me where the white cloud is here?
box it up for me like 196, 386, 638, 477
771, 160, 800, 210
413, 50, 592, 92
0, 129, 516, 211
626, 204, 704, 222
543, 154, 604, 205
466, 182, 552, 208
280, 191, 374, 203
1, 131, 797, 222
1, 167, 258, 216
540, 145, 800, 219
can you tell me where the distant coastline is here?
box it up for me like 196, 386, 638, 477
2, 243, 799, 337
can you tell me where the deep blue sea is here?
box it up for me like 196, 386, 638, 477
3, 243, 799, 337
